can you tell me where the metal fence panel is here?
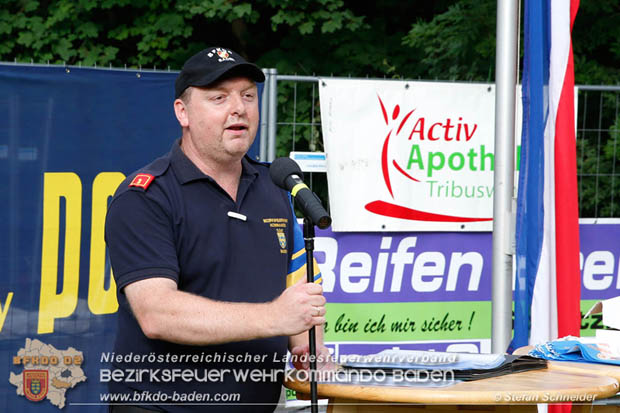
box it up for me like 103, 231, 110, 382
577, 86, 620, 218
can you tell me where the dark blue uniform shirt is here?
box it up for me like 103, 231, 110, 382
105, 140, 294, 412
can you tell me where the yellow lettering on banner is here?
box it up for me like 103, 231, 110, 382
88, 172, 124, 314
38, 173, 82, 334
0, 292, 14, 332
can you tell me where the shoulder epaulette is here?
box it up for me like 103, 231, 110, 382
127, 157, 170, 191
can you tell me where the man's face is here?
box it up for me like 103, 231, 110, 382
177, 76, 259, 165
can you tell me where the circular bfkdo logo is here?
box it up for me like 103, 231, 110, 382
23, 370, 49, 402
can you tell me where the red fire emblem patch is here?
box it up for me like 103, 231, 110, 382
23, 370, 48, 402
129, 173, 154, 190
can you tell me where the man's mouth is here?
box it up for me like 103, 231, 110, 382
226, 124, 248, 131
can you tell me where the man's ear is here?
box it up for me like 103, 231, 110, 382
173, 98, 189, 128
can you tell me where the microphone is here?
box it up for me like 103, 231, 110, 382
269, 157, 332, 229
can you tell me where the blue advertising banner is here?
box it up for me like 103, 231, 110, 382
0, 64, 262, 412
312, 225, 620, 362
1, 65, 619, 411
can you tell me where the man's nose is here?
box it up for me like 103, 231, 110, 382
229, 93, 246, 116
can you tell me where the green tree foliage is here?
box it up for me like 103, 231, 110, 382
1, 0, 619, 215
3, 0, 618, 102
2, 0, 618, 97
402, 0, 497, 81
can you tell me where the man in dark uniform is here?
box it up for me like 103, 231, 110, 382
104, 47, 331, 412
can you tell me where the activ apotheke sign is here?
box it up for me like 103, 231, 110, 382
319, 78, 524, 232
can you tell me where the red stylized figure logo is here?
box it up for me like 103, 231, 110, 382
377, 95, 419, 199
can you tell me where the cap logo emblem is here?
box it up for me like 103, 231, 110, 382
207, 48, 235, 63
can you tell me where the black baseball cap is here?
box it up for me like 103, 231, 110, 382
174, 47, 265, 98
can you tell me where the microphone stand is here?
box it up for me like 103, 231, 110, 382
303, 216, 319, 413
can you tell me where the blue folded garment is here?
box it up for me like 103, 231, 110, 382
529, 338, 620, 365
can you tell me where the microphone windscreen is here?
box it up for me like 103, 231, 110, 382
269, 157, 304, 189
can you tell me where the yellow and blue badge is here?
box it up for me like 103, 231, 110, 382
276, 228, 287, 249
263, 217, 289, 254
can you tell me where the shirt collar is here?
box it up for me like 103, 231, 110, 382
170, 138, 259, 184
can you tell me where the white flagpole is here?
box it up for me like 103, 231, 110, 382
491, 0, 520, 353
